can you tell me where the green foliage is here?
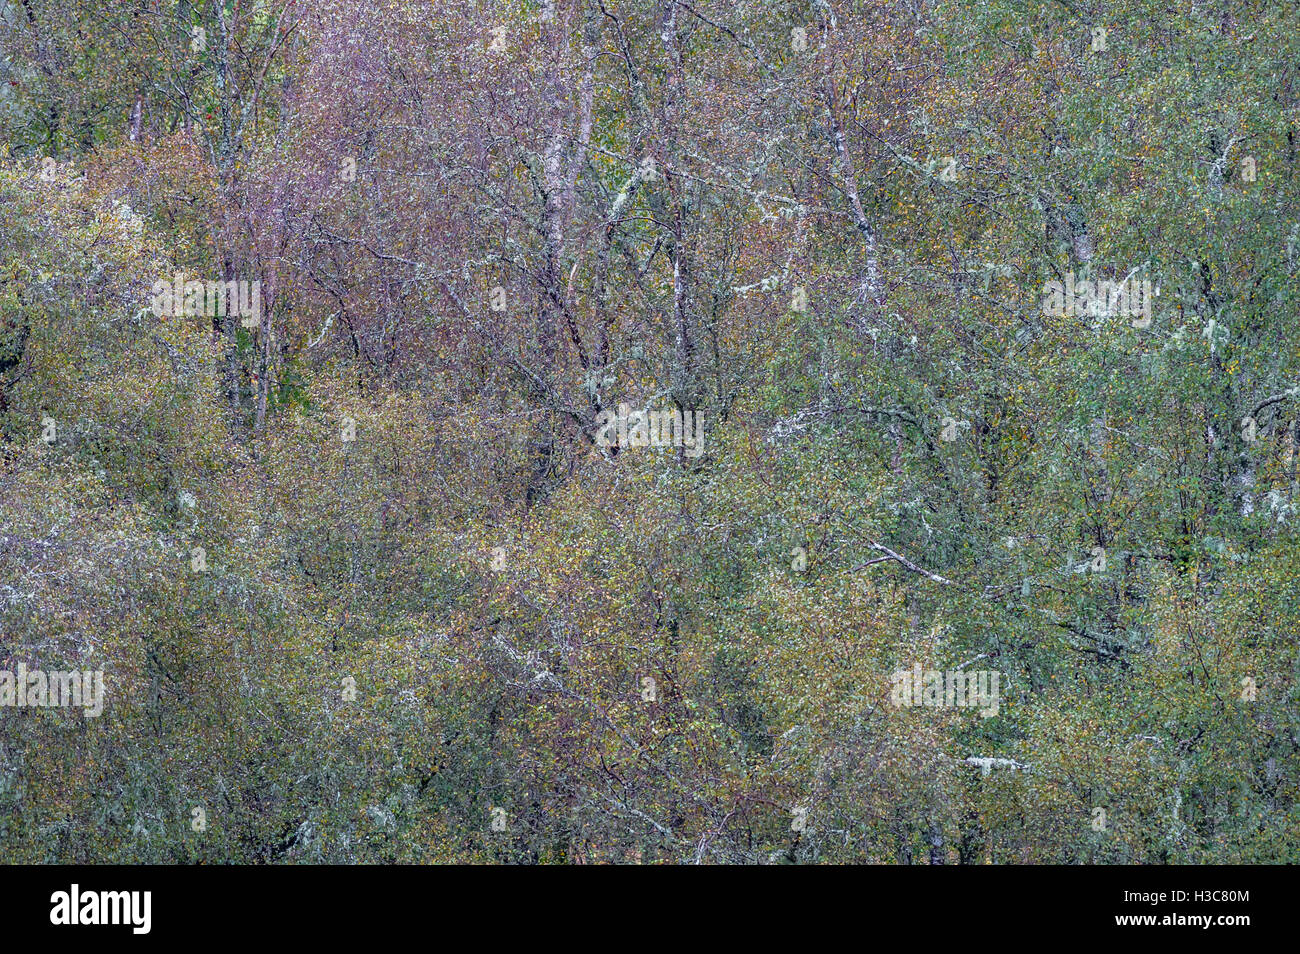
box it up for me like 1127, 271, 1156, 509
0, 0, 1297, 864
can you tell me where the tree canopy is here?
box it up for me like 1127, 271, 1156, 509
0, 0, 1297, 864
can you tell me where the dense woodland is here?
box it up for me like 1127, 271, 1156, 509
1, 0, 1298, 864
